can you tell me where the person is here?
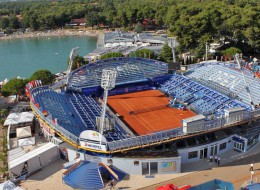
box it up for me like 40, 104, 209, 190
107, 180, 114, 190
214, 155, 218, 163
209, 155, 213, 163
217, 156, 221, 166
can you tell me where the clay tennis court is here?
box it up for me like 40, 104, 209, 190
107, 90, 196, 135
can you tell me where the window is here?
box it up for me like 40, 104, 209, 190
219, 142, 227, 151
188, 151, 198, 159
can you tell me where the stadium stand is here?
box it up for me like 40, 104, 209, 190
29, 58, 260, 152
159, 74, 252, 116
33, 87, 129, 141
186, 63, 260, 105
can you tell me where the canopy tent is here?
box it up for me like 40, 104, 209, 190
4, 112, 34, 126
18, 137, 35, 147
63, 161, 126, 190
0, 180, 24, 190
16, 126, 32, 139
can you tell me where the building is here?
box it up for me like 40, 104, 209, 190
65, 18, 86, 27
24, 57, 260, 188
104, 30, 134, 48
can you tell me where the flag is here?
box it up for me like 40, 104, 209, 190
52, 118, 58, 125
42, 110, 48, 116
36, 80, 40, 86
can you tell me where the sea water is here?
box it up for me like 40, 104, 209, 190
0, 36, 97, 80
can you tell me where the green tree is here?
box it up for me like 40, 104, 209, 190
30, 70, 55, 85
0, 109, 8, 118
129, 49, 155, 59
0, 17, 9, 29
70, 56, 88, 71
9, 15, 19, 29
134, 22, 144, 33
160, 44, 173, 62
222, 47, 241, 58
100, 52, 124, 60
1, 78, 27, 97
85, 11, 99, 29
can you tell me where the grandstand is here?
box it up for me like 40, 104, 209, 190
29, 58, 260, 156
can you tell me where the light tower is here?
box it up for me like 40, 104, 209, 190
66, 47, 79, 88
168, 37, 177, 62
235, 53, 255, 110
205, 43, 209, 62
99, 68, 117, 140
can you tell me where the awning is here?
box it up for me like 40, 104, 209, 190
16, 126, 32, 139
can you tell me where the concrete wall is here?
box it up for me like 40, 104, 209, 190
67, 149, 181, 175
99, 156, 181, 175
178, 136, 233, 164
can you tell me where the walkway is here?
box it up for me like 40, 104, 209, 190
115, 142, 260, 190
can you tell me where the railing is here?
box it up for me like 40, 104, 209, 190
51, 78, 67, 90
31, 86, 260, 152
31, 102, 79, 144
107, 110, 260, 151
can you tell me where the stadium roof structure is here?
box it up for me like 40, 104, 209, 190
135, 33, 167, 44
104, 30, 134, 44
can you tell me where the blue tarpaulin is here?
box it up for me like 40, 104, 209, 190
63, 161, 126, 190
63, 161, 104, 190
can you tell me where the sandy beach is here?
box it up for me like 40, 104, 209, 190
0, 28, 100, 40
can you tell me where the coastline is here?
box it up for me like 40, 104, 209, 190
0, 28, 100, 40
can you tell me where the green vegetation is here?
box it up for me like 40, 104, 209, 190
1, 78, 27, 97
1, 69, 55, 97
0, 0, 259, 56
70, 55, 89, 71
222, 47, 241, 58
129, 49, 155, 59
160, 44, 173, 63
134, 22, 144, 33
100, 52, 124, 60
30, 70, 55, 85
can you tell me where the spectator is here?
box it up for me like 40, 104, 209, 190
217, 156, 221, 166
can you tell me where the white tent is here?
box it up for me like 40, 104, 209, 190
18, 137, 35, 147
104, 43, 112, 48
0, 180, 24, 190
4, 112, 34, 126
9, 142, 59, 177
16, 126, 32, 139
112, 42, 120, 47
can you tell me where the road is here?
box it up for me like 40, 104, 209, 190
139, 152, 260, 190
